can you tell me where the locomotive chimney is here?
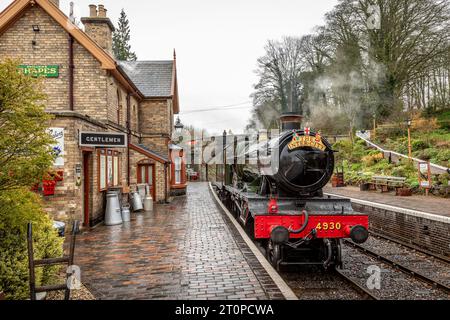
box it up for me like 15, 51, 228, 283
280, 113, 303, 132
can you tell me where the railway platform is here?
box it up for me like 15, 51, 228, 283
74, 182, 288, 300
324, 185, 450, 259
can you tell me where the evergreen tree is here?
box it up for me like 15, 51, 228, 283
112, 9, 137, 61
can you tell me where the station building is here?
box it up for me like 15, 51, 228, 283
0, 0, 187, 227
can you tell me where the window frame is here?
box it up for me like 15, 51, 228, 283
98, 149, 121, 191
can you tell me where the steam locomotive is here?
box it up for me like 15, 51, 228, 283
214, 114, 369, 270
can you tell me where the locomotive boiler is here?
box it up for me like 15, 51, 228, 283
215, 113, 369, 270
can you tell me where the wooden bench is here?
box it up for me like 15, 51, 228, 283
371, 175, 406, 193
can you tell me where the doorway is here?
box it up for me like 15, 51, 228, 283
137, 164, 156, 200
83, 152, 91, 227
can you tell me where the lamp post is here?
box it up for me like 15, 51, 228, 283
406, 119, 412, 160
373, 113, 377, 140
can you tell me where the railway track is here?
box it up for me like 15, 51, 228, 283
333, 267, 378, 300
340, 239, 450, 300
343, 236, 450, 294
277, 264, 376, 300
212, 184, 450, 300
369, 231, 450, 264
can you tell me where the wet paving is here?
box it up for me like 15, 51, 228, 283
75, 182, 278, 300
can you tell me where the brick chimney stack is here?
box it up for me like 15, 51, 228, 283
49, 0, 60, 7
81, 4, 115, 54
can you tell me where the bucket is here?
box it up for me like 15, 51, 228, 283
105, 192, 123, 226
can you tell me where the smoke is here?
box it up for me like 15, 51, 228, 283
306, 57, 386, 134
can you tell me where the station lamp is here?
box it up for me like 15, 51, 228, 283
174, 117, 184, 134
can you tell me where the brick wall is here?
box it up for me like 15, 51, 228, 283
0, 6, 111, 122
139, 99, 173, 157
353, 203, 450, 258
0, 6, 70, 110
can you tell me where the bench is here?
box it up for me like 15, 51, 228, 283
370, 175, 406, 193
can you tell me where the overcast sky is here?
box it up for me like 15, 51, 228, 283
1, 0, 338, 134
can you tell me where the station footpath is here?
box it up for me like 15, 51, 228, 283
74, 182, 285, 300
324, 185, 450, 259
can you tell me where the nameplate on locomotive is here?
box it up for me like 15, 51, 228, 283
288, 132, 327, 151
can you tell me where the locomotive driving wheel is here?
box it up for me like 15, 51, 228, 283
266, 240, 281, 271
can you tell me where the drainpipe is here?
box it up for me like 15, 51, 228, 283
126, 93, 131, 185
164, 163, 169, 203
68, 35, 74, 111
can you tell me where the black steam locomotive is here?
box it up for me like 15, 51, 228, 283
214, 114, 369, 270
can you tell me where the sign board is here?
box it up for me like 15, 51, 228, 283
418, 162, 432, 190
48, 128, 65, 166
79, 132, 127, 148
18, 65, 59, 78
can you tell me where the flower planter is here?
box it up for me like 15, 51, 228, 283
396, 187, 412, 197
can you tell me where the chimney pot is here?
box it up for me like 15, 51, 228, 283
89, 4, 97, 17
98, 5, 106, 17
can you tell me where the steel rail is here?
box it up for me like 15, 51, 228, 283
369, 231, 450, 264
342, 239, 450, 295
333, 268, 379, 300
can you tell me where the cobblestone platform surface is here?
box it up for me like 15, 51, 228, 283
75, 182, 283, 300
324, 185, 450, 217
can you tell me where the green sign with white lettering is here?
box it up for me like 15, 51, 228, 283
18, 65, 59, 78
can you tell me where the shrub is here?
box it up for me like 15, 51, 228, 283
411, 139, 430, 151
362, 153, 384, 166
0, 189, 63, 300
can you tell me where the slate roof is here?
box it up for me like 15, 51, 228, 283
137, 144, 169, 163
118, 61, 173, 98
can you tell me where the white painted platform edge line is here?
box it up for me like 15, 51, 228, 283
325, 193, 450, 224
208, 183, 298, 301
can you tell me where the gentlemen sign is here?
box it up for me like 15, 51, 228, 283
18, 65, 59, 78
79, 132, 127, 148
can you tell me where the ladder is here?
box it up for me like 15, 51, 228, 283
27, 221, 80, 300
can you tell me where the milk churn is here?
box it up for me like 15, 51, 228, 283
143, 194, 153, 212
131, 192, 143, 211
105, 192, 123, 226
137, 184, 147, 204
121, 205, 131, 222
